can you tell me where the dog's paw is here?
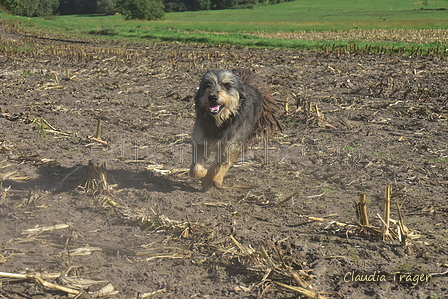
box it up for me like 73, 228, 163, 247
201, 183, 213, 192
202, 179, 220, 192
189, 164, 207, 179
202, 176, 223, 192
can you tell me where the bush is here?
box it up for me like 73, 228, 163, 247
164, 0, 209, 11
210, 0, 237, 9
0, 0, 58, 16
116, 0, 165, 20
164, 1, 187, 12
0, 0, 19, 13
97, 0, 117, 15
190, 0, 210, 11
36, 0, 59, 17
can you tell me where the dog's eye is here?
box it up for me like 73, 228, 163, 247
205, 83, 213, 89
223, 83, 231, 90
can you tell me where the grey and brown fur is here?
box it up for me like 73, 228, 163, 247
189, 68, 281, 191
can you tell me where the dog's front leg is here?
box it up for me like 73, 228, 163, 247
202, 163, 230, 192
202, 145, 241, 192
189, 142, 208, 179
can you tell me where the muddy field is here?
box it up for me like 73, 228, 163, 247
1, 31, 448, 299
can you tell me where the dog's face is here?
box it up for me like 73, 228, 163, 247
195, 69, 244, 127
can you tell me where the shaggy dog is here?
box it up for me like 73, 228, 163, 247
189, 68, 281, 191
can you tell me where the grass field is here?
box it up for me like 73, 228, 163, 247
1, 0, 447, 52
162, 0, 448, 31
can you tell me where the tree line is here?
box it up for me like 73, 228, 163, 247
163, 0, 294, 12
0, 0, 294, 20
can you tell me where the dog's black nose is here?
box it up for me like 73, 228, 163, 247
208, 95, 218, 103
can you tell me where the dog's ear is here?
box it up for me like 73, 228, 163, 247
231, 69, 247, 100
194, 87, 201, 106
231, 68, 242, 81
194, 73, 209, 106
237, 86, 247, 100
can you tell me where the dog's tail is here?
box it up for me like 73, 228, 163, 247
256, 86, 283, 138
234, 68, 283, 140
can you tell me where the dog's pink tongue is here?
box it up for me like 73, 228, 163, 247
209, 104, 221, 112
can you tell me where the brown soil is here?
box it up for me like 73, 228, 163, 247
1, 32, 447, 299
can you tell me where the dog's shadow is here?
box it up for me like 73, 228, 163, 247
2, 163, 199, 194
